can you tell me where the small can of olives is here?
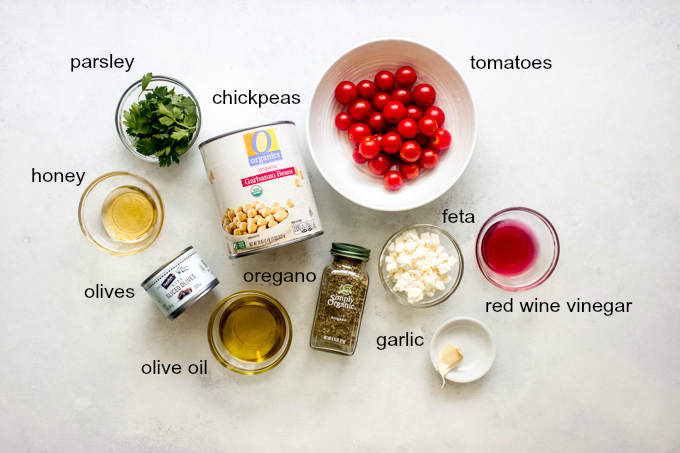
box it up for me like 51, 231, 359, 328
310, 243, 370, 355
141, 246, 219, 320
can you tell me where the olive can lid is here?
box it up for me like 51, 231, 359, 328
331, 243, 370, 261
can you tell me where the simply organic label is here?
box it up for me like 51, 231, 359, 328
244, 128, 282, 166
327, 284, 356, 310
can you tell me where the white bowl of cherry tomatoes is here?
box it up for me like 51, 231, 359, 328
307, 39, 476, 211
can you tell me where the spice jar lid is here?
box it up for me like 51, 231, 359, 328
331, 243, 370, 261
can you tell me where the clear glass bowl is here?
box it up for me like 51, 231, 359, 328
378, 224, 464, 308
115, 75, 202, 163
475, 207, 559, 291
78, 172, 164, 256
208, 291, 293, 375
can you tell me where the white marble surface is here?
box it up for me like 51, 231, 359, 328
1, 0, 679, 451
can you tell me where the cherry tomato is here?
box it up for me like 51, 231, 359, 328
368, 153, 392, 176
368, 112, 387, 133
391, 88, 412, 106
424, 106, 445, 126
405, 105, 424, 121
374, 133, 384, 143
420, 149, 439, 169
428, 127, 452, 151
348, 123, 371, 146
374, 70, 395, 92
372, 92, 391, 111
352, 147, 367, 164
397, 118, 418, 139
383, 101, 406, 124
380, 132, 403, 154
418, 116, 438, 136
357, 80, 377, 100
359, 135, 381, 159
414, 133, 430, 148
349, 99, 372, 122
335, 112, 352, 131
395, 66, 417, 87
335, 81, 358, 105
412, 84, 436, 108
383, 171, 404, 190
399, 140, 422, 163
400, 162, 421, 180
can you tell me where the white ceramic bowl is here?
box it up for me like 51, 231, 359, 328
307, 39, 476, 211
429, 317, 495, 383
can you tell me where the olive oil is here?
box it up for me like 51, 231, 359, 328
219, 296, 287, 363
101, 186, 157, 242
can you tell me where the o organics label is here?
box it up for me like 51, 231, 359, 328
244, 128, 282, 166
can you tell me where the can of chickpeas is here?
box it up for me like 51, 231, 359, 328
199, 121, 324, 259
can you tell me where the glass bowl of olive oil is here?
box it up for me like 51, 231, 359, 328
78, 172, 164, 256
208, 291, 292, 375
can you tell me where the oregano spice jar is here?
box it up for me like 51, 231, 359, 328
310, 243, 370, 355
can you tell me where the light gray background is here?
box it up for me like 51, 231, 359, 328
1, 0, 679, 451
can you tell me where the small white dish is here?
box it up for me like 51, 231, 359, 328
429, 317, 495, 383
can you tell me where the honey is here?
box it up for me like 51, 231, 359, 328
101, 185, 157, 242
219, 295, 287, 363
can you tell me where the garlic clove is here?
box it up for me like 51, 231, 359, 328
437, 344, 463, 389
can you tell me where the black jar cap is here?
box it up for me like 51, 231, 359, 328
331, 243, 370, 261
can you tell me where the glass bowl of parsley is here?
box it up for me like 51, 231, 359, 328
116, 73, 201, 167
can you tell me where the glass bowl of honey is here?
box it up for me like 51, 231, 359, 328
475, 207, 559, 291
208, 291, 292, 375
78, 172, 164, 256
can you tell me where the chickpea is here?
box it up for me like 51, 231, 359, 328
257, 218, 267, 227
274, 211, 288, 222
261, 207, 271, 217
271, 202, 279, 207
257, 225, 267, 232
248, 217, 256, 225
236, 206, 244, 213
254, 214, 263, 221
247, 223, 258, 234
247, 208, 257, 218
228, 210, 236, 221
294, 179, 300, 187
268, 219, 278, 228
272, 206, 284, 214
234, 230, 242, 236
239, 222, 247, 232
285, 199, 294, 207
237, 212, 247, 222
265, 214, 274, 222
229, 221, 237, 230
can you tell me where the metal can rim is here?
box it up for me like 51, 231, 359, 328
198, 120, 295, 149
140, 246, 194, 288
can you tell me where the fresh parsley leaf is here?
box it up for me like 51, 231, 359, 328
122, 73, 197, 167
141, 72, 152, 91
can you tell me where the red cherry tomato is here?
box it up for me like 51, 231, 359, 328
412, 84, 436, 108
352, 147, 367, 164
349, 99, 372, 122
424, 106, 445, 126
395, 66, 418, 87
414, 133, 429, 147
399, 140, 422, 163
359, 135, 381, 159
383, 171, 404, 190
374, 133, 384, 143
391, 88, 412, 106
335, 112, 352, 131
400, 162, 421, 180
397, 118, 418, 139
420, 149, 439, 169
357, 80, 377, 100
348, 123, 371, 146
405, 105, 424, 121
383, 101, 406, 124
374, 70, 395, 92
368, 112, 387, 133
418, 116, 438, 136
381, 132, 403, 154
335, 81, 358, 105
429, 127, 452, 151
372, 92, 391, 112
368, 153, 392, 176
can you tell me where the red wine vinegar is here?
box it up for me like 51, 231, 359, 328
481, 220, 538, 277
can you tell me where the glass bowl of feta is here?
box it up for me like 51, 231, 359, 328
379, 224, 464, 307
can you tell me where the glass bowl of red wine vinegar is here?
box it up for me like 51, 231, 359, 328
476, 207, 559, 291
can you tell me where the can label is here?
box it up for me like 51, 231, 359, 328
142, 249, 217, 318
200, 122, 323, 258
